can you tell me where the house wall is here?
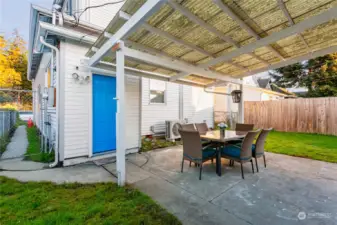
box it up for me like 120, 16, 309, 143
141, 78, 214, 135
183, 85, 214, 128
141, 77, 180, 135
32, 53, 56, 143
70, 0, 123, 28
60, 40, 140, 160
214, 86, 283, 113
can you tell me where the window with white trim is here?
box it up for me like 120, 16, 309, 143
149, 79, 166, 104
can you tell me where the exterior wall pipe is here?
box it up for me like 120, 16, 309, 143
52, 7, 57, 25
57, 11, 64, 26
40, 36, 60, 168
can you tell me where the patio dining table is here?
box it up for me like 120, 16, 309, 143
200, 130, 247, 176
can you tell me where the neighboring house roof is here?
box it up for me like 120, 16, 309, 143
286, 87, 308, 95
270, 83, 297, 97
244, 85, 291, 97
216, 85, 291, 98
256, 78, 271, 89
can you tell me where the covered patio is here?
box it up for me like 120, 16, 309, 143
86, 0, 337, 185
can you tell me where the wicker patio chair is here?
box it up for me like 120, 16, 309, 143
221, 129, 261, 179
181, 123, 196, 131
179, 129, 217, 180
235, 123, 254, 132
227, 123, 255, 166
195, 122, 209, 135
253, 128, 272, 172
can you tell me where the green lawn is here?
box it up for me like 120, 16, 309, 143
25, 126, 54, 163
0, 176, 181, 225
265, 131, 337, 163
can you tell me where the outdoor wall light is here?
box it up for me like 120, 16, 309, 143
72, 73, 79, 80
72, 73, 90, 84
231, 90, 242, 103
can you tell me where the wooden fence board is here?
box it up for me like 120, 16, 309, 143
244, 97, 337, 136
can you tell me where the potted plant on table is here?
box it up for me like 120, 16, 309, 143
218, 122, 228, 138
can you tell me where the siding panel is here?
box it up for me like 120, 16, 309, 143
141, 77, 179, 135
183, 86, 214, 128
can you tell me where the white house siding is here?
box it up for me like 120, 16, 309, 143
61, 40, 140, 160
141, 77, 179, 135
32, 53, 51, 131
183, 85, 214, 128
70, 0, 123, 28
141, 78, 215, 135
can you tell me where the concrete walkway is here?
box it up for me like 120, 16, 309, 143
1, 125, 28, 160
0, 125, 46, 171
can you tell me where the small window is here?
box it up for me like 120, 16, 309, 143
149, 79, 166, 104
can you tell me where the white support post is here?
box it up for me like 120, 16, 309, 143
116, 41, 126, 186
238, 84, 244, 123
227, 84, 232, 113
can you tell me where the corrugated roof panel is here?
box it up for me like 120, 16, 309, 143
131, 31, 171, 49
184, 74, 215, 85
227, 0, 278, 19
302, 20, 337, 46
161, 43, 193, 57
180, 50, 210, 63
286, 0, 335, 19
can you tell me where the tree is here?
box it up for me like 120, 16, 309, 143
269, 53, 337, 97
304, 53, 337, 97
0, 30, 30, 90
269, 63, 306, 88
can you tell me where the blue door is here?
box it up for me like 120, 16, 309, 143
93, 74, 117, 154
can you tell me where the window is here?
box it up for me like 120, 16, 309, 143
149, 79, 166, 104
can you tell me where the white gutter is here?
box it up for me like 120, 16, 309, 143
39, 21, 97, 44
40, 36, 60, 168
32, 4, 104, 31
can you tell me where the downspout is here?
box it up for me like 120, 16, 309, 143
52, 6, 57, 25
40, 36, 60, 168
57, 11, 64, 26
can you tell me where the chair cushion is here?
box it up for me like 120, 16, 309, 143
252, 144, 264, 157
221, 145, 252, 160
233, 143, 256, 152
202, 147, 217, 159
226, 139, 244, 145
221, 145, 241, 158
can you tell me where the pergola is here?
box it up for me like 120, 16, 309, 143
87, 0, 337, 185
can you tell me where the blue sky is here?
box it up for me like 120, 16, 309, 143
0, 0, 52, 44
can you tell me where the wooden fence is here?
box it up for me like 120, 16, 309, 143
244, 97, 337, 136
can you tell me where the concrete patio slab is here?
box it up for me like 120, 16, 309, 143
123, 146, 337, 225
102, 160, 151, 184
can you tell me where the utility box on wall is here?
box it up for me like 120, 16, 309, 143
47, 87, 55, 107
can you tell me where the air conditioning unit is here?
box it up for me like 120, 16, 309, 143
165, 120, 185, 141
